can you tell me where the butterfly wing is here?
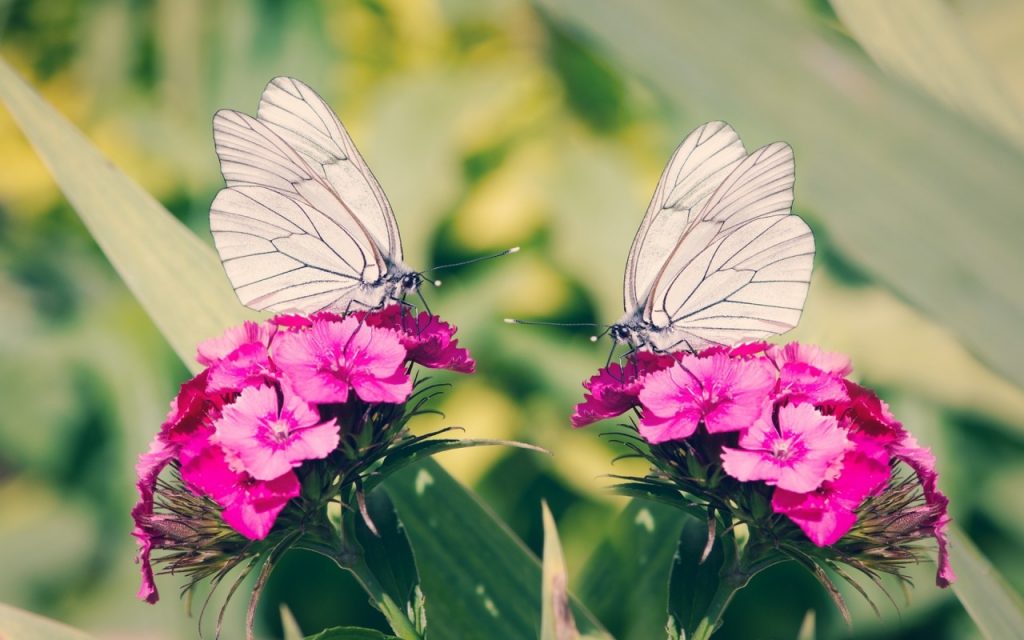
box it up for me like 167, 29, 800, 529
256, 76, 403, 263
642, 139, 814, 351
210, 78, 398, 313
623, 121, 747, 312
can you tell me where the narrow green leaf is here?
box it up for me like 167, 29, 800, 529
384, 459, 611, 640
540, 501, 579, 640
576, 501, 688, 640
535, 0, 1024, 389
0, 57, 256, 371
304, 627, 399, 640
281, 604, 305, 640
667, 517, 725, 637
949, 525, 1024, 640
830, 0, 1024, 148
354, 489, 421, 617
0, 603, 95, 640
796, 609, 816, 640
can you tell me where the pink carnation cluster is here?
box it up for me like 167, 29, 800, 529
132, 306, 473, 603
573, 342, 955, 587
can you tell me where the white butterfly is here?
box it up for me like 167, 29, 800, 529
209, 76, 421, 314
609, 121, 814, 352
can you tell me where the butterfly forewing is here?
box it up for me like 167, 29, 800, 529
624, 121, 747, 312
629, 125, 814, 351
210, 77, 404, 314
256, 77, 403, 263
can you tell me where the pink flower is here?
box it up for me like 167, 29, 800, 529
768, 342, 852, 376
131, 438, 176, 603
361, 306, 476, 373
891, 433, 957, 587
637, 352, 776, 443
273, 317, 412, 405
197, 320, 274, 365
207, 342, 276, 393
721, 403, 851, 492
180, 437, 300, 540
572, 351, 676, 427
771, 435, 891, 545
214, 385, 339, 480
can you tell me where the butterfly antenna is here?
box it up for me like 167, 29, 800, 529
503, 318, 604, 328
426, 247, 520, 276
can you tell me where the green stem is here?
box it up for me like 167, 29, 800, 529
303, 535, 423, 640
345, 554, 423, 640
688, 569, 751, 640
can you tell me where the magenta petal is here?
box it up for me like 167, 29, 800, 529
219, 472, 301, 540
131, 438, 176, 603
772, 488, 858, 546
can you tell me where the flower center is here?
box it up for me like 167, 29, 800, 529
771, 437, 795, 461
266, 417, 292, 442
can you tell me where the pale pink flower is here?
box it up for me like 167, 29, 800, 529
768, 342, 852, 376
214, 385, 339, 480
721, 403, 850, 493
637, 352, 776, 443
196, 320, 274, 366
273, 317, 412, 405
771, 435, 890, 545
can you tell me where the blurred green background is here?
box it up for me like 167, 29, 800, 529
2, 0, 1023, 638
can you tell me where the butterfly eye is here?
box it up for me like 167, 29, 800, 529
402, 273, 422, 290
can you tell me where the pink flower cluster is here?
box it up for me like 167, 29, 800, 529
132, 306, 473, 603
573, 342, 955, 587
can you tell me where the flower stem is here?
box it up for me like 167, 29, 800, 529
344, 554, 423, 640
688, 569, 751, 640
305, 536, 423, 640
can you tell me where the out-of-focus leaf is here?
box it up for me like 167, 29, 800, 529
577, 501, 688, 640
950, 525, 1024, 640
830, 0, 1024, 148
667, 517, 725, 639
304, 627, 398, 640
0, 57, 257, 372
535, 0, 1024, 390
0, 602, 95, 640
281, 604, 305, 640
540, 501, 579, 640
384, 459, 611, 640
797, 609, 816, 640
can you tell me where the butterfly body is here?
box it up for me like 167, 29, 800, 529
210, 77, 420, 315
611, 121, 814, 354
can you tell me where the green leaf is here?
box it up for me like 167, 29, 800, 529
576, 501, 688, 640
354, 489, 421, 618
830, 0, 1024, 148
540, 501, 579, 640
304, 627, 399, 640
0, 603, 95, 640
384, 459, 611, 640
534, 0, 1024, 389
0, 57, 257, 372
667, 517, 725, 638
949, 525, 1024, 640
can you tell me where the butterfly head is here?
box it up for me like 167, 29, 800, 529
608, 323, 634, 344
